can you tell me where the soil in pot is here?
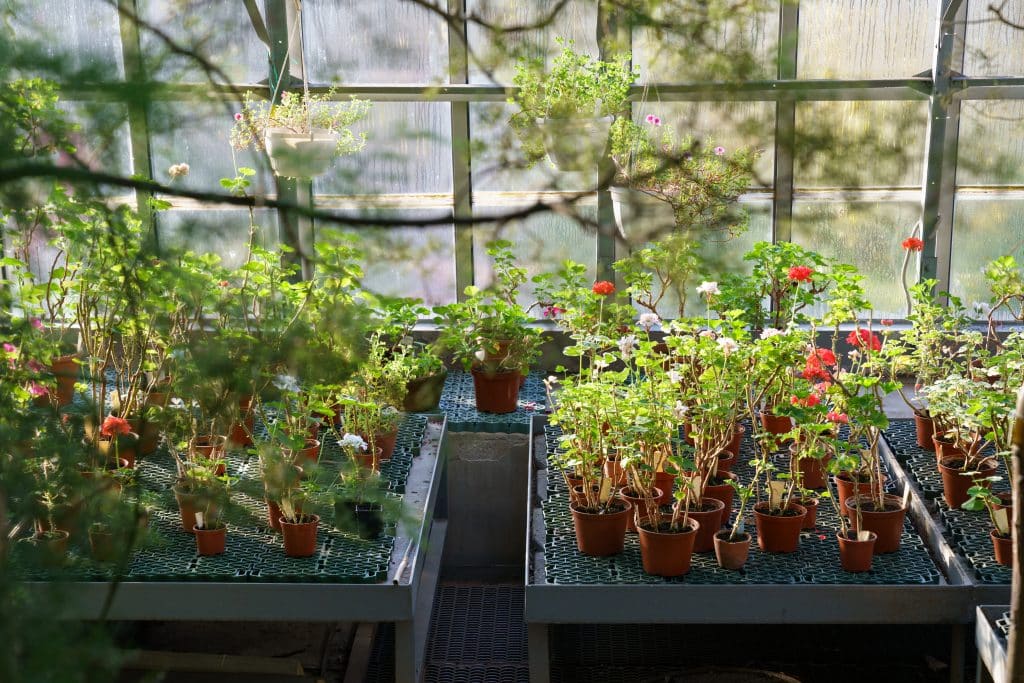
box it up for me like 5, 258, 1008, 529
636, 516, 700, 577
683, 498, 726, 553
403, 370, 447, 412
914, 412, 935, 451
193, 524, 227, 556
280, 514, 320, 557
570, 500, 632, 557
845, 494, 906, 553
619, 487, 663, 533
938, 456, 997, 509
702, 473, 737, 517
753, 502, 807, 553
713, 530, 751, 570
836, 530, 877, 572
991, 529, 1013, 567
797, 497, 819, 530
471, 368, 521, 414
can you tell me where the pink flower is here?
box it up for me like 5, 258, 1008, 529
788, 265, 814, 282
645, 114, 655, 123
827, 411, 849, 424
28, 383, 48, 398
714, 146, 726, 155
652, 116, 662, 126
542, 305, 564, 319
27, 360, 44, 373
30, 318, 43, 331
234, 112, 243, 121
2, 343, 15, 354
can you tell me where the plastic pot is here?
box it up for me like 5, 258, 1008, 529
845, 494, 906, 553
713, 530, 751, 571
470, 368, 521, 414
991, 529, 1013, 567
753, 502, 807, 553
403, 370, 448, 412
637, 516, 700, 577
913, 412, 935, 451
610, 186, 675, 245
193, 524, 227, 556
836, 530, 877, 572
938, 456, 997, 509
570, 500, 632, 557
265, 127, 339, 178
537, 115, 612, 171
280, 514, 320, 557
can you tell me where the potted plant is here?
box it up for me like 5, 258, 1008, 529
983, 254, 1024, 344
231, 89, 370, 178
434, 241, 542, 413
334, 433, 389, 539
714, 478, 756, 570
608, 115, 756, 246
509, 38, 635, 171
274, 475, 320, 558
963, 479, 1014, 567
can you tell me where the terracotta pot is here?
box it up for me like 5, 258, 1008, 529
361, 427, 398, 462
726, 425, 745, 460
834, 472, 881, 519
88, 526, 118, 563
290, 438, 321, 465
703, 472, 737, 516
789, 444, 831, 489
991, 529, 1013, 567
33, 502, 80, 539
715, 449, 737, 474
266, 497, 285, 531
637, 517, 700, 577
837, 530, 877, 572
32, 530, 69, 566
759, 411, 792, 437
993, 492, 1014, 512
602, 455, 627, 486
753, 501, 807, 553
685, 498, 726, 553
96, 436, 137, 469
193, 524, 227, 556
570, 500, 632, 557
714, 530, 751, 570
403, 370, 448, 412
174, 488, 199, 533
229, 395, 255, 447
797, 497, 819, 530
654, 471, 674, 506
470, 368, 521, 414
845, 494, 906, 553
190, 435, 227, 475
50, 354, 79, 407
355, 446, 383, 471
619, 487, 662, 533
932, 434, 980, 464
280, 514, 320, 557
938, 456, 997, 509
914, 412, 935, 451
483, 339, 513, 363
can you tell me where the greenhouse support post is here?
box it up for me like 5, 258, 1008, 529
1007, 384, 1024, 681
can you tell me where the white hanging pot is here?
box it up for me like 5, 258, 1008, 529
264, 127, 340, 179
536, 115, 612, 172
610, 186, 676, 245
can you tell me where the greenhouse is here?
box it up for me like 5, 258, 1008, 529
2, 1, 1024, 682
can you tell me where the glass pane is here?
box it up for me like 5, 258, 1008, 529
314, 102, 452, 195
956, 101, 1024, 186
63, 101, 133, 184
950, 196, 1024, 318
792, 198, 922, 318
156, 209, 279, 269
794, 101, 927, 188
797, 0, 937, 79
470, 102, 597, 193
633, 4, 778, 82
964, 0, 1024, 76
303, 0, 448, 84
466, 0, 598, 84
4, 0, 125, 79
630, 102, 775, 188
338, 218, 456, 306
149, 99, 276, 196
137, 0, 267, 84
620, 199, 773, 319
473, 205, 599, 308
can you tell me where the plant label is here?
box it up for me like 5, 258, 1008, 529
685, 474, 702, 500
857, 530, 873, 542
598, 476, 613, 504
994, 507, 1010, 536
901, 487, 911, 510
769, 481, 787, 510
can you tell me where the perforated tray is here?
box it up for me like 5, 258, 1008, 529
438, 371, 548, 434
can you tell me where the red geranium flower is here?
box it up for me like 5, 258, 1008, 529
100, 415, 132, 438
827, 411, 849, 424
902, 237, 924, 252
592, 280, 615, 296
846, 328, 881, 352
788, 265, 814, 282
807, 348, 837, 367
790, 393, 821, 408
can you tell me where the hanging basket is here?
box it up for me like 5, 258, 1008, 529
536, 115, 612, 171
265, 127, 339, 178
609, 186, 675, 245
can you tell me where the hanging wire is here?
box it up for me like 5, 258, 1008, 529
293, 0, 314, 140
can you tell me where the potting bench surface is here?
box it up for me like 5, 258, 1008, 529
975, 605, 1012, 683
433, 370, 548, 433
882, 420, 1011, 585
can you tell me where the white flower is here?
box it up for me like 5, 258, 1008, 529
474, 348, 487, 362
638, 313, 661, 330
972, 301, 990, 314
673, 400, 689, 420
668, 370, 683, 384
696, 281, 720, 297
545, 375, 559, 386
593, 358, 609, 370
717, 336, 739, 354
168, 162, 190, 179
760, 327, 783, 339
848, 350, 861, 360
339, 433, 367, 452
273, 374, 301, 393
169, 397, 186, 410
699, 329, 716, 338
617, 335, 638, 357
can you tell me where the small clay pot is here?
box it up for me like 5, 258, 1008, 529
703, 471, 738, 516
361, 427, 399, 462
834, 471, 881, 519
570, 500, 632, 557
938, 456, 997, 509
50, 354, 79, 407
713, 530, 751, 570
753, 501, 807, 553
991, 529, 1013, 567
654, 471, 675, 506
280, 514, 320, 557
637, 516, 700, 577
686, 498, 726, 553
32, 530, 69, 567
845, 494, 906, 554
797, 497, 819, 530
715, 449, 737, 474
913, 412, 935, 452
619, 487, 663, 533
291, 438, 322, 465
173, 487, 198, 534
789, 443, 832, 489
837, 530, 877, 572
193, 524, 227, 556
471, 368, 521, 413
759, 411, 793, 437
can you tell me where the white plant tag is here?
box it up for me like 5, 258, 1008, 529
902, 487, 911, 510
599, 477, 613, 504
769, 481, 787, 510
994, 507, 1010, 536
195, 511, 205, 530
857, 530, 873, 542
685, 474, 702, 500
